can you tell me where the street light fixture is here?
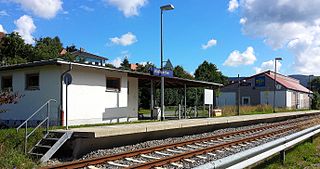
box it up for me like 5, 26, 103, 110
273, 57, 282, 113
160, 4, 174, 121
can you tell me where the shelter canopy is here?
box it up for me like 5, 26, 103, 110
128, 72, 222, 88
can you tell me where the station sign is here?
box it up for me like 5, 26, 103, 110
149, 67, 173, 77
204, 89, 214, 105
255, 76, 265, 87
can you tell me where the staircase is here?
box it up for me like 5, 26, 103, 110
16, 99, 73, 162
29, 131, 73, 162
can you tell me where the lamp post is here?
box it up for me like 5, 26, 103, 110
237, 74, 246, 116
273, 57, 282, 113
160, 4, 174, 121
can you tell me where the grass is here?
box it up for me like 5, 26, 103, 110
0, 128, 44, 169
139, 105, 311, 118
63, 119, 159, 129
221, 105, 310, 117
254, 136, 320, 169
0, 119, 159, 169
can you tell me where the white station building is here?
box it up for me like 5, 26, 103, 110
0, 59, 222, 127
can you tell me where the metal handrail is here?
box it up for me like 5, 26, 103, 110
16, 99, 57, 154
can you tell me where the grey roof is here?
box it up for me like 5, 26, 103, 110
0, 59, 223, 88
71, 51, 108, 61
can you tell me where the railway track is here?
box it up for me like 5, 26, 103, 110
42, 116, 319, 169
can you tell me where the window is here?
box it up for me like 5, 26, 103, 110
106, 77, 120, 92
242, 96, 250, 105
1, 76, 12, 91
26, 73, 39, 90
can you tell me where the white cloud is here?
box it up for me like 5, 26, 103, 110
14, 0, 63, 19
14, 15, 36, 44
223, 46, 256, 66
237, 0, 320, 75
109, 32, 137, 46
79, 5, 94, 12
0, 24, 6, 33
202, 38, 217, 49
254, 59, 282, 73
106, 0, 148, 17
228, 0, 239, 12
139, 61, 148, 66
109, 57, 122, 67
0, 10, 9, 16
108, 51, 131, 67
239, 17, 247, 24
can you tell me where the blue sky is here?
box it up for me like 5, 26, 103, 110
1, 0, 319, 76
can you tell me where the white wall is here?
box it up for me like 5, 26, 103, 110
298, 93, 310, 109
216, 92, 236, 107
260, 91, 286, 108
0, 65, 61, 126
0, 64, 140, 127
286, 91, 292, 108
63, 66, 138, 126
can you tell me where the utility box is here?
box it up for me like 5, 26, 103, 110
213, 109, 222, 117
153, 107, 161, 120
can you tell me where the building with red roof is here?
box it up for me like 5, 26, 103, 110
217, 71, 311, 109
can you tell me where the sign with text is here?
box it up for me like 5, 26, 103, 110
255, 76, 265, 87
149, 67, 173, 77
204, 89, 214, 105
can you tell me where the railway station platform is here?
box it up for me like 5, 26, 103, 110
56, 110, 320, 158
63, 110, 320, 138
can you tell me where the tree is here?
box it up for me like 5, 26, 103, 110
194, 61, 228, 84
65, 45, 77, 53
311, 77, 320, 109
0, 33, 69, 65
311, 77, 320, 93
120, 57, 130, 70
33, 36, 63, 61
173, 65, 194, 79
0, 32, 33, 65
136, 62, 155, 73
136, 62, 155, 109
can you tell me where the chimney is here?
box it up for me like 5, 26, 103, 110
130, 63, 138, 71
80, 47, 85, 52
0, 32, 5, 39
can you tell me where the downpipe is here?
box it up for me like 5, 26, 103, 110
193, 124, 320, 169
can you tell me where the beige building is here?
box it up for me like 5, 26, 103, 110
217, 71, 311, 109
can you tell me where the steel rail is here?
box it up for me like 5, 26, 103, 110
126, 124, 301, 169
41, 117, 313, 169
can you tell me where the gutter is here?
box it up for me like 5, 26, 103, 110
193, 124, 320, 169
59, 63, 72, 126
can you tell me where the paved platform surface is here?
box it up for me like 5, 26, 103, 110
58, 110, 319, 138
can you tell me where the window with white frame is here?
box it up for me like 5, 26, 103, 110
242, 96, 250, 105
106, 77, 121, 92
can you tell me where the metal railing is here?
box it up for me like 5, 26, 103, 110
16, 99, 57, 154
